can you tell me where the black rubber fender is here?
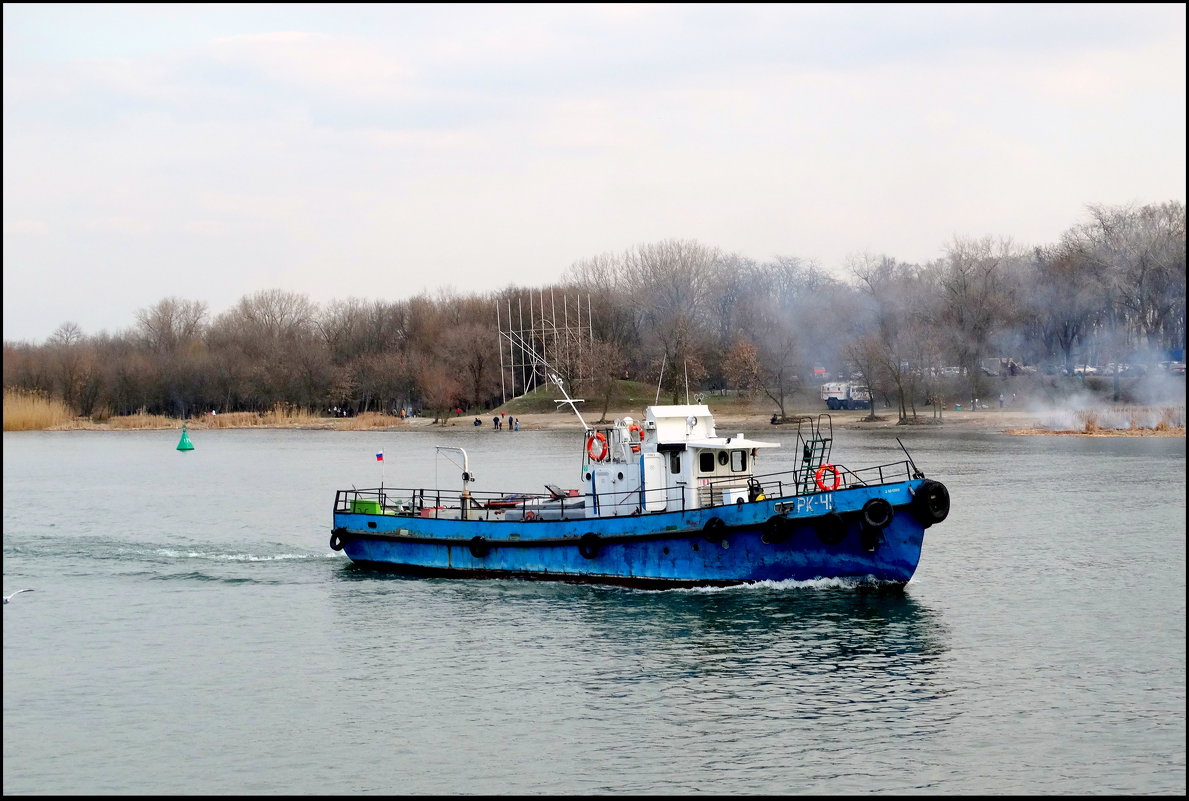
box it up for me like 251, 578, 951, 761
816, 512, 848, 546
703, 516, 727, 542
469, 536, 490, 558
912, 479, 951, 526
861, 497, 894, 530
578, 532, 601, 559
761, 515, 792, 545
329, 529, 345, 551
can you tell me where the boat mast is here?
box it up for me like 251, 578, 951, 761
550, 372, 590, 431
435, 446, 474, 518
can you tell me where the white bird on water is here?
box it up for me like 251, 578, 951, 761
4, 589, 34, 604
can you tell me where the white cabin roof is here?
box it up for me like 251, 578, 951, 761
643, 404, 779, 450
682, 436, 780, 450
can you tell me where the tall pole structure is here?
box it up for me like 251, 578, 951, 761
496, 302, 506, 403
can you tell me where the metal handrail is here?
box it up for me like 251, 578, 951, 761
334, 459, 916, 520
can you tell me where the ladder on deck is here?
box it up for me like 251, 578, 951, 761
795, 414, 834, 493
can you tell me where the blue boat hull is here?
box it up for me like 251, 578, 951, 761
331, 480, 937, 588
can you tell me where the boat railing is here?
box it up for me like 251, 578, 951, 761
333, 487, 588, 521
335, 459, 917, 521
709, 459, 915, 504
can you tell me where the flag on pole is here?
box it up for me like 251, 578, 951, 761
376, 451, 384, 462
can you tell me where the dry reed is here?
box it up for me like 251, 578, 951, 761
3, 388, 76, 431
1076, 410, 1100, 434
1072, 405, 1185, 435
336, 412, 401, 430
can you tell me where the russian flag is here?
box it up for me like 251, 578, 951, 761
376, 451, 384, 462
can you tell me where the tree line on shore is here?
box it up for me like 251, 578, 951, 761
3, 201, 1184, 423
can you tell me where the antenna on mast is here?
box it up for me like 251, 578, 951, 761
655, 354, 666, 404
684, 361, 689, 404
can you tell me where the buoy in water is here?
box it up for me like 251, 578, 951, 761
177, 424, 194, 451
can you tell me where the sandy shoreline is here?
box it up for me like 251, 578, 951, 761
506, 409, 1183, 437
48, 407, 1178, 437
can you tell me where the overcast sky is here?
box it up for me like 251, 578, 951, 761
3, 3, 1185, 343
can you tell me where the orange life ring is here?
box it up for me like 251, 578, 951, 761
815, 463, 841, 491
627, 424, 644, 453
524, 510, 537, 521
586, 431, 609, 462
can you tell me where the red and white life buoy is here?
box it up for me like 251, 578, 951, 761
586, 431, 609, 462
627, 424, 644, 453
814, 463, 841, 492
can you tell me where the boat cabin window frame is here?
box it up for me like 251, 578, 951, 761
697, 448, 749, 473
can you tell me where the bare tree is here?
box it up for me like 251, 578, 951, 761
135, 297, 208, 352
621, 240, 720, 403
932, 237, 1016, 406
440, 321, 500, 410
579, 339, 628, 423
1024, 243, 1104, 374
722, 340, 763, 398
849, 253, 933, 422
1064, 202, 1187, 372
414, 357, 464, 423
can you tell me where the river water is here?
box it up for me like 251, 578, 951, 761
3, 423, 1185, 794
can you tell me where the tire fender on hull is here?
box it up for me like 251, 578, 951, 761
861, 497, 894, 530
858, 497, 894, 551
761, 515, 792, 545
816, 511, 848, 546
703, 516, 727, 543
578, 532, 601, 559
912, 479, 951, 526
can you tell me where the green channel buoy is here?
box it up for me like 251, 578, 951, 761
177, 424, 194, 451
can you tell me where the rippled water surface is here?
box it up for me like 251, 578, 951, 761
3, 424, 1185, 794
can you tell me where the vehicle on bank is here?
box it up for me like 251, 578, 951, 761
329, 377, 950, 588
820, 382, 871, 410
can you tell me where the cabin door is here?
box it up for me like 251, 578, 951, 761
641, 453, 667, 512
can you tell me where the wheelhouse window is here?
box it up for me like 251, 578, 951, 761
730, 450, 747, 472
669, 451, 682, 474
699, 452, 715, 473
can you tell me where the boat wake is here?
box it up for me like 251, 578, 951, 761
152, 548, 317, 562
3, 534, 330, 577
636, 575, 904, 594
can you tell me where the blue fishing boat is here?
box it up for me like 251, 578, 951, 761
329, 385, 950, 588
